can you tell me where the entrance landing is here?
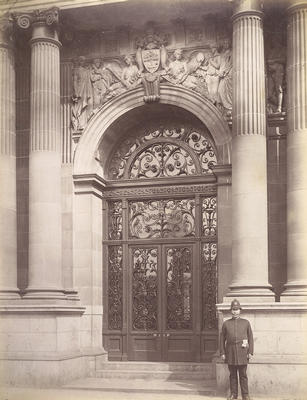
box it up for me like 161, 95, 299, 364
63, 362, 216, 396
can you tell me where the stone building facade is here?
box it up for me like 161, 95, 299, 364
0, 0, 307, 396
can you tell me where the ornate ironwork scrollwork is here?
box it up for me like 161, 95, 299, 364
108, 126, 217, 180
129, 143, 195, 178
129, 198, 195, 239
132, 248, 158, 331
202, 196, 217, 237
108, 200, 123, 240
108, 245, 123, 330
166, 247, 192, 330
202, 242, 218, 330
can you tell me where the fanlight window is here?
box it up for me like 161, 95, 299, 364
108, 127, 217, 180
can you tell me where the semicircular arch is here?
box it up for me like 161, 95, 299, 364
73, 84, 232, 177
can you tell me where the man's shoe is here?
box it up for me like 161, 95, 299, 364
227, 395, 238, 400
242, 396, 251, 400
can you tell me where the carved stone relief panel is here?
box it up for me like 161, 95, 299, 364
69, 19, 233, 134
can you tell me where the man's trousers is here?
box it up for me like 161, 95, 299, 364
228, 364, 249, 397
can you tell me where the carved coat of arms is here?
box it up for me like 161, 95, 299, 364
141, 49, 161, 73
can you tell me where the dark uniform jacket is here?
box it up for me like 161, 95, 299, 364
220, 317, 254, 365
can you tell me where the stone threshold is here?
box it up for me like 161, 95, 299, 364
63, 377, 216, 396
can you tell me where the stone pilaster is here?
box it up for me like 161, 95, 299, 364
281, 1, 307, 301
16, 8, 65, 299
0, 16, 19, 299
228, 0, 274, 301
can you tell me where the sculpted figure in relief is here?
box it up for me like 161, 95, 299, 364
90, 58, 126, 109
180, 52, 209, 97
206, 44, 221, 105
217, 39, 232, 115
121, 55, 142, 88
71, 56, 92, 131
267, 61, 285, 114
164, 49, 188, 84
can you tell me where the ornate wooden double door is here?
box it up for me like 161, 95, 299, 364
103, 192, 218, 362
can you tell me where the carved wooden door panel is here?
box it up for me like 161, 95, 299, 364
128, 244, 197, 361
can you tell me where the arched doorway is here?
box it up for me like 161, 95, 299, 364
101, 104, 218, 362
73, 86, 232, 363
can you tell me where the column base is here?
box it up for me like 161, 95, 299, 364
0, 288, 21, 300
23, 288, 66, 300
64, 288, 80, 301
280, 281, 307, 302
225, 285, 275, 302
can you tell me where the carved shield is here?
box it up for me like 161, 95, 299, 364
142, 49, 160, 73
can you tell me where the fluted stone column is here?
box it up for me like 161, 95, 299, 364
17, 9, 64, 299
228, 0, 274, 300
281, 1, 307, 301
0, 16, 19, 299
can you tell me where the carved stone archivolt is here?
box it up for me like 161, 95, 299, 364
70, 25, 233, 134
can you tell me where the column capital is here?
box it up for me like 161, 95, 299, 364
13, 7, 60, 45
14, 7, 59, 30
231, 0, 264, 20
0, 14, 14, 49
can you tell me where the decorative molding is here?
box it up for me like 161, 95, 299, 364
102, 183, 217, 198
0, 304, 85, 314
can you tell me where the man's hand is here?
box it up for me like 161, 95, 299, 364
247, 354, 252, 360
221, 354, 226, 361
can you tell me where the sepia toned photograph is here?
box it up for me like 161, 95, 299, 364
0, 0, 306, 399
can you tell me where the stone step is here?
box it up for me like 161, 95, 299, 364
95, 369, 214, 381
63, 377, 216, 396
97, 361, 214, 373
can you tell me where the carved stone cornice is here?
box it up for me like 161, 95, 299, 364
0, 15, 14, 48
13, 7, 59, 30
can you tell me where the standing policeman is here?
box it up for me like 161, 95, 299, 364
220, 299, 254, 400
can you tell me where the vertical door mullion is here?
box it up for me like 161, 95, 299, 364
160, 244, 167, 360
122, 199, 129, 359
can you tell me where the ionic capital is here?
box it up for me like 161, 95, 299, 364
14, 7, 59, 30
13, 7, 60, 46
